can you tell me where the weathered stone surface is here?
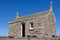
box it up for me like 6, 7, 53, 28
0, 10, 57, 40
8, 10, 56, 40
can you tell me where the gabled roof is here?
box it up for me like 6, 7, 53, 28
9, 10, 50, 24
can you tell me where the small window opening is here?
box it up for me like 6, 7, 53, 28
30, 22, 34, 29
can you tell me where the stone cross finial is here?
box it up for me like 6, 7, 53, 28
16, 12, 19, 18
50, 1, 53, 10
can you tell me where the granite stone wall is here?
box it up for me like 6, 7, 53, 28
8, 10, 56, 40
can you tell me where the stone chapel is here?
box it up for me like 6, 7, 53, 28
8, 1, 56, 40
0, 1, 57, 40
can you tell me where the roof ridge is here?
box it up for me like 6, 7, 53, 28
19, 10, 49, 18
9, 10, 50, 23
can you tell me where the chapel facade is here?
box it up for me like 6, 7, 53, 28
0, 1, 57, 40
8, 1, 56, 40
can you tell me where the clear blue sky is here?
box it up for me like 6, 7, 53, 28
0, 0, 60, 36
